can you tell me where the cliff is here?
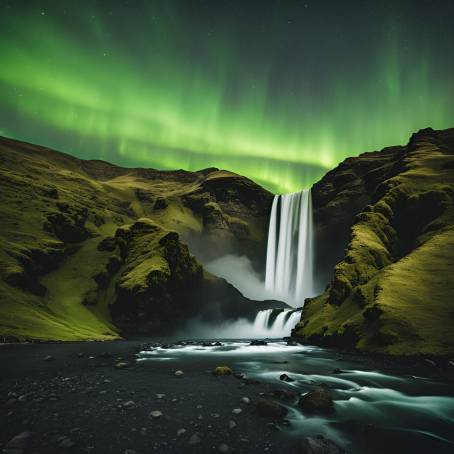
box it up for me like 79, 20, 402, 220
294, 127, 454, 355
0, 136, 277, 341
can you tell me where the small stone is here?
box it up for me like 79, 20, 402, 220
77, 353, 85, 358
267, 422, 280, 431
57, 436, 75, 449
279, 373, 294, 382
156, 394, 165, 399
423, 358, 436, 367
177, 428, 186, 437
123, 400, 136, 410
18, 395, 27, 402
332, 368, 343, 374
213, 366, 233, 376
232, 408, 242, 415
250, 340, 267, 346
149, 410, 163, 418
7, 431, 32, 449
43, 355, 54, 362
228, 420, 237, 429
174, 370, 184, 377
196, 404, 203, 409
218, 443, 229, 452
300, 435, 344, 454
241, 397, 250, 404
188, 434, 201, 445
115, 362, 130, 369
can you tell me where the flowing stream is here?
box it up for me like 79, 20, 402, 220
138, 340, 454, 454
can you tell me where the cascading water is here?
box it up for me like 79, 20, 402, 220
265, 189, 314, 306
250, 309, 302, 338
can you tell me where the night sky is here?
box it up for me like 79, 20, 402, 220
1, 0, 453, 193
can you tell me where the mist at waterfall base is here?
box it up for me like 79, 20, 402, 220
180, 190, 317, 339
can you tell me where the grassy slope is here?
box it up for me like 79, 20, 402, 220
295, 128, 454, 355
0, 137, 270, 341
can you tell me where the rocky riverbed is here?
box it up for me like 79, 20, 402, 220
1, 340, 454, 454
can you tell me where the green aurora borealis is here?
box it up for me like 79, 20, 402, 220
1, 0, 454, 193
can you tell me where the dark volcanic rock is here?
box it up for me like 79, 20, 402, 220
298, 387, 334, 414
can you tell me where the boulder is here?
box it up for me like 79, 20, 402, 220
298, 387, 334, 414
213, 366, 233, 376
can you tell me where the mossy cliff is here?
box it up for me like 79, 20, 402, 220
0, 136, 275, 341
294, 127, 454, 355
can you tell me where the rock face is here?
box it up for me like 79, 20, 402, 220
0, 136, 274, 341
294, 127, 454, 355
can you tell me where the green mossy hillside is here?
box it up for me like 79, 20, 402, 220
294, 127, 454, 355
0, 137, 273, 341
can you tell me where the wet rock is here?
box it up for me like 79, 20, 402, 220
214, 342, 223, 346
56, 435, 75, 449
124, 450, 138, 454
332, 368, 343, 374
255, 398, 288, 418
298, 387, 334, 414
149, 410, 163, 419
115, 362, 130, 369
6, 431, 32, 449
286, 340, 298, 346
213, 366, 233, 375
299, 435, 344, 454
99, 352, 112, 359
250, 340, 268, 346
267, 422, 280, 431
279, 373, 294, 382
177, 428, 187, 437
156, 393, 165, 399
174, 370, 184, 377
423, 358, 436, 367
232, 408, 242, 415
44, 355, 54, 361
241, 397, 251, 404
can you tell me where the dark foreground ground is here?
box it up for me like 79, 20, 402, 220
1, 340, 294, 454
1, 340, 454, 454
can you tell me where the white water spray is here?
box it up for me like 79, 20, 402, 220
265, 189, 314, 306
251, 309, 302, 337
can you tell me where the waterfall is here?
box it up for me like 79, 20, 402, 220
250, 309, 302, 338
265, 189, 314, 306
